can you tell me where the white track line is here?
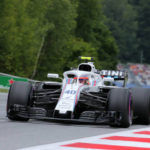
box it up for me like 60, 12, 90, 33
19, 127, 150, 150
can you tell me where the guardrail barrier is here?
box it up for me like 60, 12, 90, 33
0, 73, 28, 89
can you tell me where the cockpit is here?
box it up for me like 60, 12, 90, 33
73, 77, 90, 85
63, 61, 101, 87
63, 72, 90, 85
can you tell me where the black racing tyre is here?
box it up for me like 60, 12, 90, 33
131, 88, 150, 124
7, 81, 32, 121
108, 88, 133, 128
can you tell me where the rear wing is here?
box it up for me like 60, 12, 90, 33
100, 70, 128, 81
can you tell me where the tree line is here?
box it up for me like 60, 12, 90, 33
102, 0, 150, 63
0, 0, 149, 80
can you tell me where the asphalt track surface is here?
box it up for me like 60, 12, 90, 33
0, 93, 149, 150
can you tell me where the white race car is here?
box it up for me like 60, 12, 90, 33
7, 57, 150, 127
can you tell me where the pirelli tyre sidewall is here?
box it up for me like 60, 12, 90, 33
108, 88, 133, 128
131, 88, 150, 124
7, 81, 32, 121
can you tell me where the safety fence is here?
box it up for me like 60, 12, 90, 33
0, 73, 35, 89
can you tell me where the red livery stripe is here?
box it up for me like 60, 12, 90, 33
74, 77, 89, 79
62, 142, 150, 150
102, 136, 150, 143
58, 80, 68, 100
134, 131, 150, 135
68, 79, 71, 84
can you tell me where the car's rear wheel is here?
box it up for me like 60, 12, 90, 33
7, 81, 32, 121
108, 88, 133, 128
131, 88, 150, 124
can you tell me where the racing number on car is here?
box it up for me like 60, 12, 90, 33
65, 90, 76, 95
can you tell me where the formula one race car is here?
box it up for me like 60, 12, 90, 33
7, 57, 150, 127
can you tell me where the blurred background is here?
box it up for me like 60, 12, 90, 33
118, 63, 150, 88
0, 0, 150, 88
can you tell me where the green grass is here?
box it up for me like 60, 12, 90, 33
0, 88, 9, 93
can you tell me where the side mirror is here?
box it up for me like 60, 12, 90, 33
47, 73, 59, 78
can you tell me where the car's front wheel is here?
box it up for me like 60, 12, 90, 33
7, 81, 32, 121
108, 88, 133, 128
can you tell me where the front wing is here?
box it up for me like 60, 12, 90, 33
9, 104, 121, 125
